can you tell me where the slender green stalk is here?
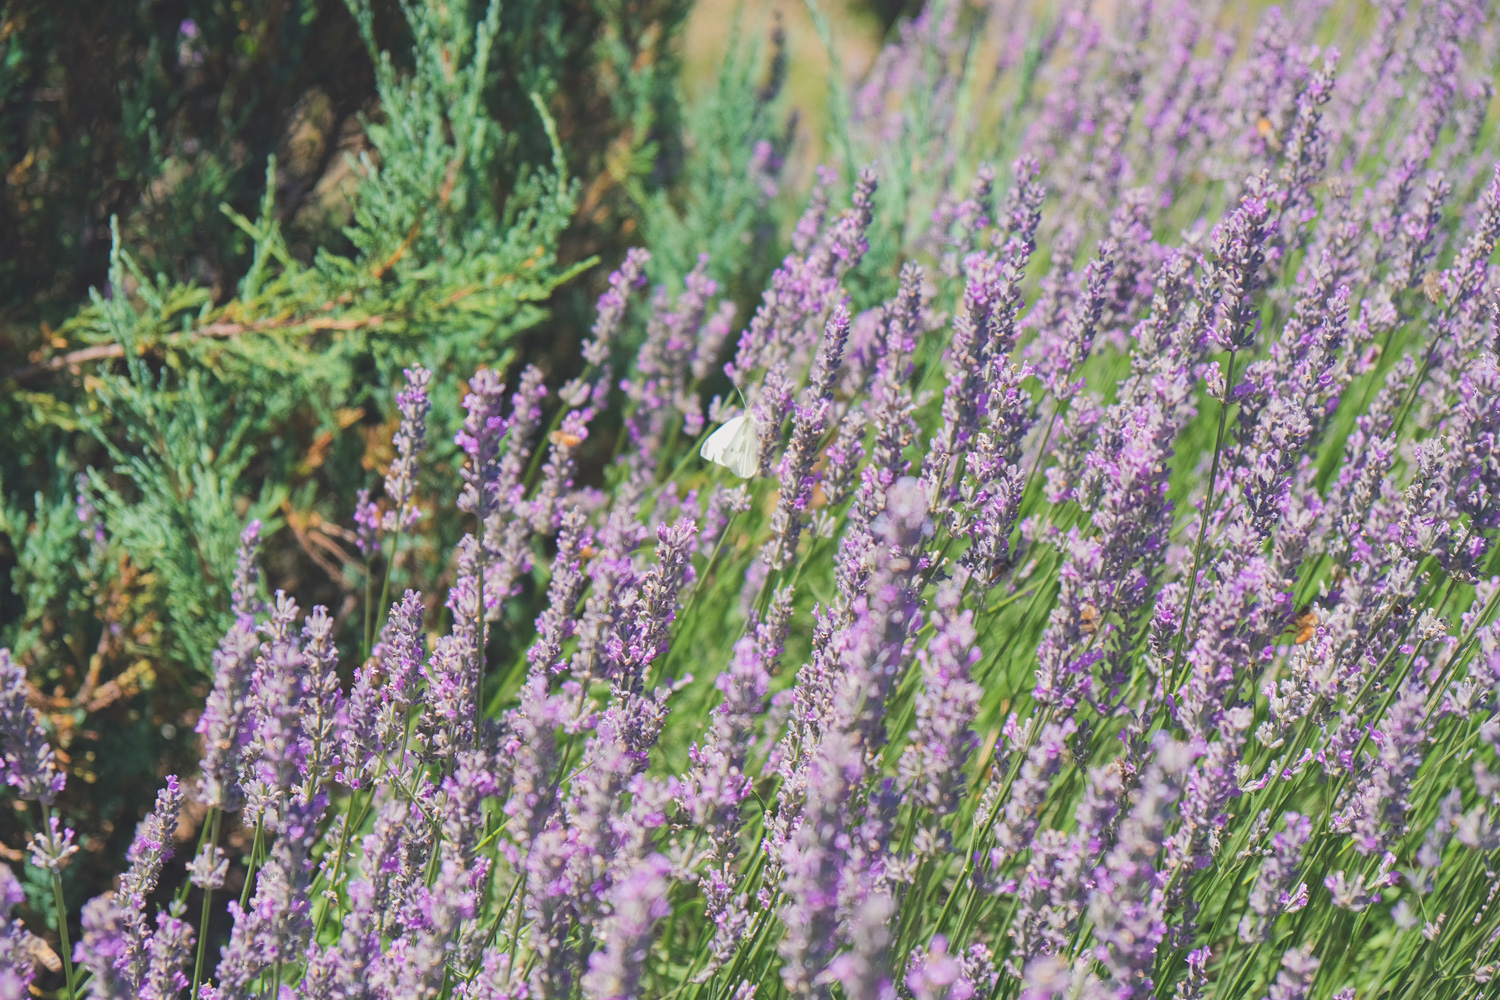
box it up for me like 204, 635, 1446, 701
311, 790, 361, 942
51, 869, 76, 998
371, 523, 407, 658
464, 872, 523, 981
191, 808, 224, 998
361, 553, 375, 664
240, 817, 266, 911
1168, 347, 1238, 691
36, 804, 77, 999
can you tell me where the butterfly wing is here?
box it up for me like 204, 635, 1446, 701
701, 415, 760, 479
735, 413, 762, 476
700, 416, 744, 467
726, 416, 760, 478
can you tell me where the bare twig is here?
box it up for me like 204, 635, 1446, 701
4, 313, 384, 383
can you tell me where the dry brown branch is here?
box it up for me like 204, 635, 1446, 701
282, 500, 359, 589
4, 313, 383, 383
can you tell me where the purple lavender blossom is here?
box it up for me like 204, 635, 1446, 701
905, 935, 977, 1000
1239, 812, 1313, 943
530, 406, 593, 534
1263, 946, 1320, 1000
1035, 343, 1190, 712
303, 798, 407, 996
528, 508, 594, 676
825, 884, 896, 1000
419, 631, 477, 763
682, 588, 794, 845
28, 812, 78, 872
370, 850, 479, 997
990, 720, 1076, 861
0, 648, 63, 804
230, 519, 264, 618
0, 866, 35, 998
1087, 737, 1193, 999
1334, 679, 1428, 855
898, 584, 982, 839
214, 791, 326, 997
525, 684, 672, 998
1166, 708, 1251, 881
501, 366, 547, 498
460, 947, 529, 1000
76, 894, 131, 999
777, 728, 864, 997
728, 168, 877, 384
381, 366, 432, 533
613, 519, 699, 693
776, 480, 929, 995
763, 304, 852, 570
581, 854, 673, 1000
353, 490, 381, 557
240, 593, 310, 831
188, 840, 228, 892
501, 671, 571, 864
299, 607, 344, 792
138, 909, 193, 1000
339, 590, 423, 788
925, 165, 995, 278
195, 617, 259, 810
926, 251, 1016, 515
682, 589, 795, 976
584, 249, 651, 369
572, 507, 648, 685
1205, 177, 1275, 352
456, 368, 510, 520
621, 260, 720, 496
116, 775, 184, 987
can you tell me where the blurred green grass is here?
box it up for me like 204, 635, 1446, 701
683, 1, 884, 178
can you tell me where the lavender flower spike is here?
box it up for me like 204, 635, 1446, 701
581, 854, 673, 1000
117, 775, 185, 988
1264, 946, 1320, 1000
0, 865, 39, 997
906, 935, 979, 1000
899, 583, 982, 841
230, 519, 264, 618
75, 894, 132, 999
456, 367, 509, 520
1087, 737, 1193, 999
195, 617, 259, 810
764, 304, 852, 571
381, 365, 432, 533
1239, 812, 1313, 943
0, 648, 64, 804
339, 589, 424, 788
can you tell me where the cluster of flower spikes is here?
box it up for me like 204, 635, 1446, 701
2, 1, 1500, 999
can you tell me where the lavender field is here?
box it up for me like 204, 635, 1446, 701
3, 0, 1500, 997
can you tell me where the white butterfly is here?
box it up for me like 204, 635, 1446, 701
700, 412, 761, 478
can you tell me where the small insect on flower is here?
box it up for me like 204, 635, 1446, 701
1286, 604, 1318, 645
1256, 117, 1284, 152
1422, 271, 1443, 304
1079, 602, 1102, 636
22, 934, 61, 973
550, 429, 585, 448
701, 411, 760, 478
